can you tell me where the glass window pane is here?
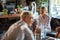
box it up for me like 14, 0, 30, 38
50, 0, 60, 18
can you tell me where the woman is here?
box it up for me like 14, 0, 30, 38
35, 7, 51, 40
1, 11, 35, 40
35, 7, 51, 33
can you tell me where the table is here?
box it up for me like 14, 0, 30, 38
34, 33, 60, 40
0, 13, 20, 18
46, 36, 60, 40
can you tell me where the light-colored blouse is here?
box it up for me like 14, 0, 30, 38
37, 14, 51, 33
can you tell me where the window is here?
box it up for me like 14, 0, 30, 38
50, 0, 60, 18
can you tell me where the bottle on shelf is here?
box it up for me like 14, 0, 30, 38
3, 9, 8, 15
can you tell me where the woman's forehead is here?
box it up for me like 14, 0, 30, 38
28, 14, 33, 18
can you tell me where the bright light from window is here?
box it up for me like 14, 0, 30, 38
50, 0, 60, 18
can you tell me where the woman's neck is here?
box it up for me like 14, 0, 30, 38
24, 21, 32, 27
40, 13, 45, 16
40, 13, 46, 19
27, 23, 32, 27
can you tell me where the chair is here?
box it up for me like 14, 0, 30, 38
47, 18, 60, 37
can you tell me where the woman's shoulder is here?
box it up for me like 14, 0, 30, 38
45, 14, 50, 18
8, 20, 23, 30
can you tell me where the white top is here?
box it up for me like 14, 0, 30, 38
37, 14, 51, 33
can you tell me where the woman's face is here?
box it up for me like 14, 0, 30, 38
40, 8, 46, 14
25, 15, 34, 25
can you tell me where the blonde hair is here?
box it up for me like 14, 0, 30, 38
20, 11, 33, 20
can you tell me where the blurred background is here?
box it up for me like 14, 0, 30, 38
0, 0, 60, 40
